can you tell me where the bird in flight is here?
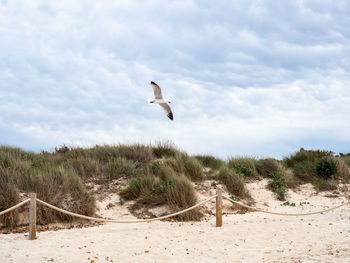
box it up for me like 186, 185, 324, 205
148, 81, 173, 120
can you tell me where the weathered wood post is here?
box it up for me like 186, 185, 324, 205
216, 189, 222, 227
29, 193, 37, 240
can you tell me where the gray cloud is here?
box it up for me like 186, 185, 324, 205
1, 0, 350, 158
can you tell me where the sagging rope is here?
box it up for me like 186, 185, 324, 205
222, 195, 350, 216
0, 199, 30, 216
36, 196, 216, 223
1, 195, 349, 222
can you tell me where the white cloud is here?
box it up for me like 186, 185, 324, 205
1, 0, 350, 158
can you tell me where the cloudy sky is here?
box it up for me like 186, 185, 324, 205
1, 0, 350, 159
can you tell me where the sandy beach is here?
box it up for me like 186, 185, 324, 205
1, 180, 349, 263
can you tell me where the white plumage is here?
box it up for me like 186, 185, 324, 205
148, 81, 173, 120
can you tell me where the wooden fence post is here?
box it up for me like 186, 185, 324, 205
216, 189, 222, 227
29, 193, 37, 240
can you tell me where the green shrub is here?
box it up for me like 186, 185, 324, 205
316, 158, 337, 179
218, 166, 247, 197
228, 157, 258, 178
283, 149, 333, 168
267, 172, 287, 200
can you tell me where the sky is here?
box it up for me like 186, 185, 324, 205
1, 0, 350, 159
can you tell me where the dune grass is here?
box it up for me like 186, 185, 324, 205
256, 158, 280, 178
152, 140, 179, 158
2, 144, 349, 226
0, 167, 20, 227
313, 179, 338, 192
228, 157, 258, 178
284, 149, 350, 182
194, 155, 225, 170
119, 163, 202, 220
340, 155, 350, 167
218, 166, 248, 198
283, 148, 333, 168
165, 153, 204, 181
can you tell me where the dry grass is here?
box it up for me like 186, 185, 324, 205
165, 175, 202, 221
2, 144, 349, 227
218, 166, 248, 198
256, 158, 280, 178
335, 158, 350, 181
0, 167, 20, 227
194, 155, 225, 170
119, 163, 202, 220
152, 140, 179, 158
166, 153, 204, 181
0, 146, 95, 227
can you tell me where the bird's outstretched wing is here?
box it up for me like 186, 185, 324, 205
159, 103, 173, 120
151, 81, 163, 99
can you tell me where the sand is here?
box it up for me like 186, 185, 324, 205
1, 180, 350, 263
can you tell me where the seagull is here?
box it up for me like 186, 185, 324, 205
148, 81, 173, 120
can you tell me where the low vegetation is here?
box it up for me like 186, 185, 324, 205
284, 148, 350, 183
256, 158, 280, 178
218, 166, 248, 198
267, 172, 287, 200
228, 157, 258, 178
1, 144, 349, 228
194, 155, 225, 170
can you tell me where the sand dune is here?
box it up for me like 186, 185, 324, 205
1, 180, 349, 263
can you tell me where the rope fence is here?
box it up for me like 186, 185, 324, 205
222, 196, 350, 216
36, 196, 217, 224
1, 190, 349, 240
0, 199, 30, 216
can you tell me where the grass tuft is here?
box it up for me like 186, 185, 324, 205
119, 163, 202, 221
152, 140, 179, 158
107, 157, 139, 181
228, 157, 258, 178
218, 166, 248, 198
256, 158, 280, 178
194, 155, 225, 170
313, 179, 338, 192
0, 167, 20, 227
166, 153, 204, 181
